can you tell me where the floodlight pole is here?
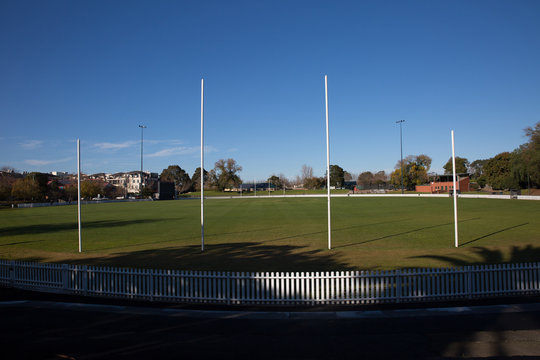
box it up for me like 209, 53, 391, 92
77, 138, 82, 253
452, 130, 459, 248
325, 75, 331, 250
396, 120, 405, 194
201, 78, 205, 252
139, 125, 146, 194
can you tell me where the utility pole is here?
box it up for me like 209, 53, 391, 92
139, 124, 147, 194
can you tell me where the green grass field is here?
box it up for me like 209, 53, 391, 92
1, 197, 539, 271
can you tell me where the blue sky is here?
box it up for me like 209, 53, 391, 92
1, 0, 539, 181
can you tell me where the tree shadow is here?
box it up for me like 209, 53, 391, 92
0, 218, 181, 237
460, 222, 529, 246
260, 219, 411, 244
335, 217, 481, 249
413, 244, 540, 358
410, 244, 540, 267
90, 227, 282, 252
68, 242, 354, 272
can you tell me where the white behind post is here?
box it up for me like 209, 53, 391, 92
325, 75, 331, 250
451, 130, 459, 248
201, 78, 205, 252
77, 138, 82, 253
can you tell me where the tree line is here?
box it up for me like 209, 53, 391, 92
160, 158, 244, 194
2, 121, 539, 201
385, 121, 540, 191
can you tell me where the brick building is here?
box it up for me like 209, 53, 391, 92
416, 174, 470, 193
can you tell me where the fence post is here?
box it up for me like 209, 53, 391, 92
149, 269, 154, 302
466, 266, 472, 299
82, 265, 88, 295
9, 260, 15, 287
395, 269, 401, 303
62, 264, 69, 292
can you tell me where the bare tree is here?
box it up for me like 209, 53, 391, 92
374, 171, 389, 188
301, 164, 313, 183
278, 173, 291, 189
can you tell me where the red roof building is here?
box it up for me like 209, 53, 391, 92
416, 175, 470, 194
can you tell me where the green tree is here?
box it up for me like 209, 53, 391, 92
304, 177, 324, 189
64, 183, 78, 202
80, 180, 101, 199
484, 152, 518, 190
416, 154, 432, 172
517, 121, 540, 188
0, 180, 11, 200
103, 183, 124, 199
329, 165, 345, 188
357, 171, 374, 189
140, 185, 154, 198
390, 155, 431, 190
267, 175, 282, 189
160, 165, 192, 194
24, 172, 49, 201
0, 172, 18, 201
191, 167, 210, 191
469, 159, 488, 179
46, 179, 64, 201
213, 158, 242, 191
443, 157, 469, 174
11, 177, 40, 201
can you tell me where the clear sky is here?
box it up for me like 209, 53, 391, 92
1, 0, 539, 181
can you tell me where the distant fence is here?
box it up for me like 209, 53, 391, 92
17, 198, 153, 208
195, 194, 540, 200
1, 260, 538, 306
12, 194, 540, 206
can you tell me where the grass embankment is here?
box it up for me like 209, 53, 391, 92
1, 197, 539, 271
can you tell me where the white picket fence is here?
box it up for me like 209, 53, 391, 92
0, 260, 538, 305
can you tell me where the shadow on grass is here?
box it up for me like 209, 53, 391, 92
410, 245, 540, 267
0, 218, 181, 238
69, 242, 354, 272
260, 219, 412, 244
90, 227, 282, 252
335, 217, 481, 249
459, 222, 529, 246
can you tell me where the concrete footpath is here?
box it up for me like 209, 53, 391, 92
2, 286, 540, 359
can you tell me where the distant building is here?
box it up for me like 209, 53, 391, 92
88, 171, 158, 195
239, 183, 276, 192
343, 181, 357, 190
416, 174, 470, 193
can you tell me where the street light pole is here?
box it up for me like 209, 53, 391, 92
139, 125, 146, 194
396, 120, 405, 194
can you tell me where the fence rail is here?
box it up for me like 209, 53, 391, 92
1, 260, 539, 305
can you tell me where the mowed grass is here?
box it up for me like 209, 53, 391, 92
0, 197, 539, 271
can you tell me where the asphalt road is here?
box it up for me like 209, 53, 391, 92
1, 288, 540, 359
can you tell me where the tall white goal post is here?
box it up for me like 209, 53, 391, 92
452, 130, 459, 248
201, 78, 205, 252
325, 75, 331, 250
77, 138, 82, 253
